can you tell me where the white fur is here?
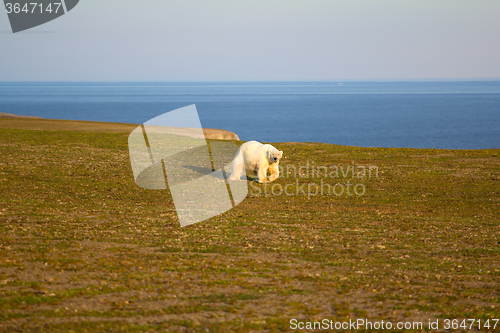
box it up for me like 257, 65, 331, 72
229, 141, 283, 183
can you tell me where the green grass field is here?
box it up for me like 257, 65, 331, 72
0, 119, 499, 332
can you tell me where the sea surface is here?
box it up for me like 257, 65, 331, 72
0, 81, 499, 149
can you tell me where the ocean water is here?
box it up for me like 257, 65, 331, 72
0, 81, 499, 149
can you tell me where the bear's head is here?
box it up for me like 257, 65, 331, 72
267, 149, 283, 164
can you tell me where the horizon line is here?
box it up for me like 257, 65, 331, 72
1, 78, 500, 83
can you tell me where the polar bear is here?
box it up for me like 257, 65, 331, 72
229, 141, 283, 183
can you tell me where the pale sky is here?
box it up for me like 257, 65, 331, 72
1, 0, 499, 81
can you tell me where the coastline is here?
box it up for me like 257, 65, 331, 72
0, 114, 240, 140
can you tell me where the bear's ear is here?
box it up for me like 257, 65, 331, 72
279, 150, 283, 158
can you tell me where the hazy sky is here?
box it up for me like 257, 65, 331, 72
1, 0, 499, 81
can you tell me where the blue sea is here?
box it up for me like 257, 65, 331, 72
0, 81, 499, 149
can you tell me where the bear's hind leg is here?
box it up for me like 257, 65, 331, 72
229, 150, 244, 181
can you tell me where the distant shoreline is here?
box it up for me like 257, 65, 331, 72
0, 112, 42, 119
0, 114, 240, 140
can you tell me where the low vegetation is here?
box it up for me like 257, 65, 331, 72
0, 119, 499, 332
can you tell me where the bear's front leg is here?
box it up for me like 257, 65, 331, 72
257, 166, 268, 183
268, 163, 279, 182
